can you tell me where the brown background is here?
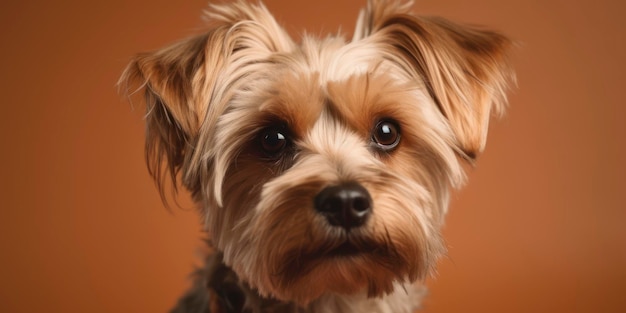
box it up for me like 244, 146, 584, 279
1, 0, 624, 312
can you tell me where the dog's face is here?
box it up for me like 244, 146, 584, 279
121, 0, 513, 306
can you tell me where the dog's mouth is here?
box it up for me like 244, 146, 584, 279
322, 237, 385, 259
275, 237, 398, 286
326, 241, 366, 258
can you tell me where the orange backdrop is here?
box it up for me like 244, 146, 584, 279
1, 0, 624, 312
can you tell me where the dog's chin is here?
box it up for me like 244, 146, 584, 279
262, 238, 419, 306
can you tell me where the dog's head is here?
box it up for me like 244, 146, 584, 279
121, 0, 514, 305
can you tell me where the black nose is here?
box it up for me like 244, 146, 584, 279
314, 182, 372, 230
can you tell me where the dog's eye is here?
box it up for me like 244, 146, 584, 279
372, 120, 400, 150
260, 127, 288, 155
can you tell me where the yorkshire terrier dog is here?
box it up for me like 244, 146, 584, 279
121, 0, 514, 312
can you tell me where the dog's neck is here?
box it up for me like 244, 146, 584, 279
305, 285, 426, 313
240, 282, 425, 313
171, 251, 426, 313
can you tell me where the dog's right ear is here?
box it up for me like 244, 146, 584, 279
119, 33, 215, 201
119, 2, 294, 203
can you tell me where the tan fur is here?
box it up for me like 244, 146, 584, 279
355, 0, 515, 158
120, 0, 514, 312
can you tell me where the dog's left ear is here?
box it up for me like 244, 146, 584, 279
356, 0, 515, 160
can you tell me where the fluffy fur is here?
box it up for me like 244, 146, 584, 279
120, 0, 514, 312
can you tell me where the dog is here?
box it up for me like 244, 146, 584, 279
120, 0, 514, 312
